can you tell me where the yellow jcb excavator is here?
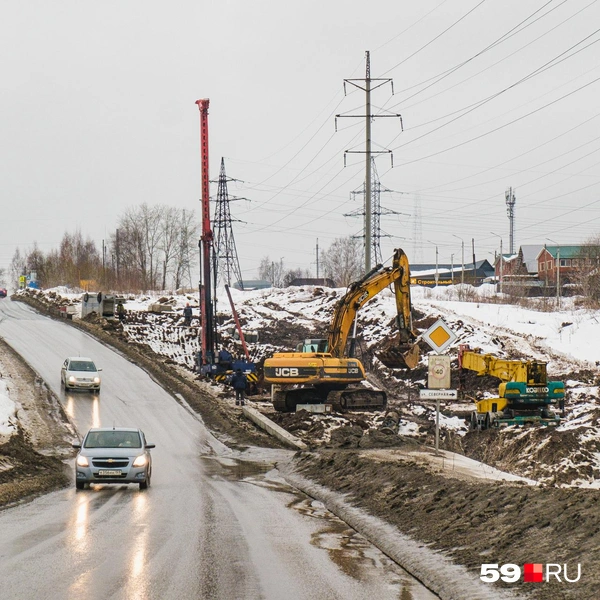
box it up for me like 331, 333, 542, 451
263, 248, 420, 412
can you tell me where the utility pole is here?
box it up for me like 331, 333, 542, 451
316, 239, 320, 280
345, 159, 408, 266
472, 238, 477, 285
115, 228, 120, 288
336, 51, 402, 273
491, 232, 503, 293
453, 234, 465, 287
547, 238, 561, 307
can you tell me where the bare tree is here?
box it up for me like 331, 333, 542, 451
159, 206, 181, 290
10, 247, 25, 288
116, 206, 157, 290
173, 209, 199, 290
258, 256, 286, 287
572, 239, 600, 302
321, 237, 363, 287
140, 203, 164, 289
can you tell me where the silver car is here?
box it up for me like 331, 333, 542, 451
61, 356, 102, 392
73, 427, 155, 490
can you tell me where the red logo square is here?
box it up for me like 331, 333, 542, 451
524, 563, 543, 583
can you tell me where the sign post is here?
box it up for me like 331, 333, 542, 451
420, 318, 459, 456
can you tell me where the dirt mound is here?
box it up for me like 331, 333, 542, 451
294, 450, 600, 600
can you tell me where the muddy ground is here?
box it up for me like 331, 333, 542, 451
3, 294, 599, 599
0, 338, 73, 508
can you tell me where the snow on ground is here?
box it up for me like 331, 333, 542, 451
0, 381, 16, 438
7, 283, 600, 487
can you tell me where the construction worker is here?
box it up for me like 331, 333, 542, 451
231, 368, 248, 406
183, 303, 193, 326
116, 300, 126, 323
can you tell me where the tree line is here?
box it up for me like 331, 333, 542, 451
10, 201, 366, 292
10, 204, 199, 292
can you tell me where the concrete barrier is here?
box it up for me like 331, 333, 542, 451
242, 405, 308, 451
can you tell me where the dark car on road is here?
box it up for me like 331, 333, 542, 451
73, 427, 155, 490
0, 289, 7, 298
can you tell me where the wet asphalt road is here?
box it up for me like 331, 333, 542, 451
0, 300, 438, 600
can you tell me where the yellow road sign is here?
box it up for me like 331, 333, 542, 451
421, 318, 457, 354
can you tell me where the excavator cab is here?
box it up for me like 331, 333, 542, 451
527, 362, 547, 385
296, 339, 329, 353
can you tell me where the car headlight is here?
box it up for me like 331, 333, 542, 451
76, 455, 89, 467
93, 377, 101, 384
132, 455, 147, 467
68, 376, 76, 383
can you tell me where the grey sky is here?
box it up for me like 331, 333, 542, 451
2, 0, 600, 280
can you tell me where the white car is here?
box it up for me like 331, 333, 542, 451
61, 357, 102, 393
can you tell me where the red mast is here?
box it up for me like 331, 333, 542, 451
196, 99, 215, 365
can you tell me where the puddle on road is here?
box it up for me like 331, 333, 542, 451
200, 456, 272, 481
291, 496, 437, 600
199, 456, 437, 599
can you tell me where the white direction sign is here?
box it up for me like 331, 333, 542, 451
421, 318, 458, 353
419, 389, 458, 400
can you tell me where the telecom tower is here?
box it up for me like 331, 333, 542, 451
345, 159, 405, 266
505, 187, 516, 254
212, 157, 244, 288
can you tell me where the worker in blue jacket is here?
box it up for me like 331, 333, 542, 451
231, 368, 247, 406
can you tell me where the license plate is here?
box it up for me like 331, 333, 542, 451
98, 469, 122, 476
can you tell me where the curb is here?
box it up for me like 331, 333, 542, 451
242, 405, 308, 451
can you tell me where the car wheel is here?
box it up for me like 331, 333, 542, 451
139, 469, 150, 490
76, 481, 85, 490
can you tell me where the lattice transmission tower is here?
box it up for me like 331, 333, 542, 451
345, 159, 406, 265
212, 157, 245, 288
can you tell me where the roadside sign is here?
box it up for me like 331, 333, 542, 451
419, 389, 458, 400
421, 318, 457, 353
428, 355, 451, 389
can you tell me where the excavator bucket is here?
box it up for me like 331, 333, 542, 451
377, 342, 420, 369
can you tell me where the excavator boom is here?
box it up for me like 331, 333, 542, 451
328, 248, 419, 367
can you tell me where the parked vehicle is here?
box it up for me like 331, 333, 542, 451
458, 344, 564, 429
0, 288, 7, 298
72, 427, 155, 490
61, 357, 102, 392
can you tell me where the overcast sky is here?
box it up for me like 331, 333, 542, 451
2, 0, 600, 281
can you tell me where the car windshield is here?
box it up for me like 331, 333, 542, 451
84, 431, 142, 449
69, 361, 97, 372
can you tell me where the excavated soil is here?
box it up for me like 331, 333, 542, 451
294, 449, 598, 600
5, 294, 600, 599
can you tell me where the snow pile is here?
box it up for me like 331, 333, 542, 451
0, 380, 17, 438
